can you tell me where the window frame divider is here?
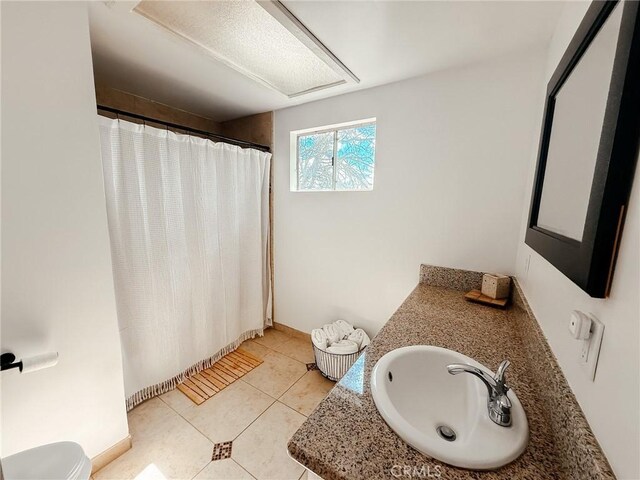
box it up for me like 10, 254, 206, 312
331, 130, 338, 190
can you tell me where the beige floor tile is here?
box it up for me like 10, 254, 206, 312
271, 324, 311, 343
94, 398, 212, 480
182, 380, 275, 443
279, 370, 334, 416
240, 351, 307, 398
271, 337, 315, 364
252, 328, 291, 349
238, 340, 271, 360
193, 459, 255, 479
159, 387, 194, 415
232, 402, 306, 480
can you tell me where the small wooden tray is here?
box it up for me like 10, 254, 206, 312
464, 289, 509, 309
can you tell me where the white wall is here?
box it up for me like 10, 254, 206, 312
274, 50, 546, 335
1, 1, 129, 458
515, 3, 640, 479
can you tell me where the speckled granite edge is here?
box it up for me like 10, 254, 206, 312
419, 264, 484, 291
511, 280, 615, 479
288, 266, 615, 480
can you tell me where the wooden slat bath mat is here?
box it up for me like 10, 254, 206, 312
177, 348, 263, 405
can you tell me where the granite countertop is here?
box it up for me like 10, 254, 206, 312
287, 266, 614, 480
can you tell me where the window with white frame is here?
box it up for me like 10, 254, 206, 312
291, 119, 376, 191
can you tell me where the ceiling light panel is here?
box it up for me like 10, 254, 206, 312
133, 1, 358, 97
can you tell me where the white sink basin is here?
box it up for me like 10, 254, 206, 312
371, 346, 528, 470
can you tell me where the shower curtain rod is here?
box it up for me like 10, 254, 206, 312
97, 105, 271, 153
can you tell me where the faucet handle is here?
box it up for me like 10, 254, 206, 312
494, 360, 510, 386
495, 392, 512, 409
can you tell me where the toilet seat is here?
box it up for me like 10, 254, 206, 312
1, 441, 92, 480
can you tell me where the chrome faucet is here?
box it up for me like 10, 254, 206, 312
447, 360, 512, 427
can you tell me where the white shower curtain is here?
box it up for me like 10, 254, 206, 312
98, 116, 271, 410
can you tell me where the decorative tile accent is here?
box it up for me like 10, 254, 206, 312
419, 264, 484, 291
232, 402, 306, 479
306, 362, 318, 371
211, 441, 232, 461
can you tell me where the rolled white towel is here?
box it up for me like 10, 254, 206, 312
326, 339, 359, 355
322, 323, 341, 345
347, 328, 370, 350
311, 329, 329, 350
334, 319, 355, 339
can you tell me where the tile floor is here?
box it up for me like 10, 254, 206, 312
94, 329, 333, 480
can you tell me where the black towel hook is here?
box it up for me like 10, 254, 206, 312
1, 352, 22, 371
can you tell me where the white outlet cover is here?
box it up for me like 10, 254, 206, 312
581, 314, 604, 381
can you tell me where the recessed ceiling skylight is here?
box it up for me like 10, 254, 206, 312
133, 0, 359, 98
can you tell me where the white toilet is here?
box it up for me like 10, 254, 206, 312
1, 442, 92, 480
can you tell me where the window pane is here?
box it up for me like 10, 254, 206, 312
335, 124, 376, 190
298, 131, 334, 190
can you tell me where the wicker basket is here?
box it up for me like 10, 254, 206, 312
313, 343, 366, 382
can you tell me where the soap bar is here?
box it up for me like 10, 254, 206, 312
481, 273, 511, 299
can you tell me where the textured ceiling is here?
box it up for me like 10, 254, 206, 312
89, 1, 565, 122
133, 1, 349, 97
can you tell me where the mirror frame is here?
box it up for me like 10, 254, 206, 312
526, 0, 640, 298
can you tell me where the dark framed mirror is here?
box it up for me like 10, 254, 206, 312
526, 0, 640, 298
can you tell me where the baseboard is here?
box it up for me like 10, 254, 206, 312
272, 321, 311, 341
91, 434, 132, 474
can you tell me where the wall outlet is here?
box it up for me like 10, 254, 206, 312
580, 314, 604, 381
